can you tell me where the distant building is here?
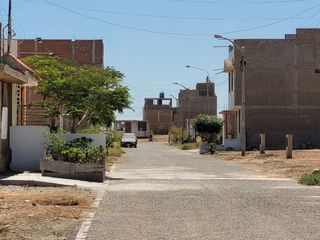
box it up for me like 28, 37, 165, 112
114, 120, 149, 138
221, 28, 320, 150
143, 92, 174, 134
176, 82, 217, 131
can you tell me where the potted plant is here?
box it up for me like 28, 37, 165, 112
193, 114, 223, 154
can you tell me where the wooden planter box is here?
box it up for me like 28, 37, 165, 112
40, 158, 105, 182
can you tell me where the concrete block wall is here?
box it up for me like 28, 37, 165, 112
229, 28, 320, 149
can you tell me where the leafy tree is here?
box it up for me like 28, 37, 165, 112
193, 114, 223, 143
23, 55, 131, 133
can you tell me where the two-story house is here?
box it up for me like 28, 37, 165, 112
221, 28, 320, 150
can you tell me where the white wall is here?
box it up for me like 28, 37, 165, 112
10, 127, 106, 172
10, 126, 49, 172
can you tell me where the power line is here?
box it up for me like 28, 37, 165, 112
39, 0, 320, 37
35, 3, 314, 22
219, 2, 320, 35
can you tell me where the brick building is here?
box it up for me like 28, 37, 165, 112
16, 39, 104, 126
143, 93, 174, 134
176, 82, 217, 132
221, 28, 320, 150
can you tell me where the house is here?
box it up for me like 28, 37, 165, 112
176, 82, 217, 135
143, 92, 174, 134
0, 40, 37, 172
16, 38, 104, 127
221, 28, 320, 150
114, 120, 149, 138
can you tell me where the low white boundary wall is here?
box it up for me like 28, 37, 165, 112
10, 126, 49, 172
10, 127, 106, 172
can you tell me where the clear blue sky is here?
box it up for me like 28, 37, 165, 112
1, 0, 320, 120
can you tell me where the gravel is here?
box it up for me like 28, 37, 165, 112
87, 142, 320, 240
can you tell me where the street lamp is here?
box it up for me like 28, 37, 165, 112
173, 82, 190, 141
185, 65, 211, 114
214, 34, 246, 156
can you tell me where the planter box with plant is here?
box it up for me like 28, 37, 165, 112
40, 132, 106, 182
193, 114, 222, 154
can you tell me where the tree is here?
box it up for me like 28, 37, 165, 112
23, 55, 131, 133
193, 114, 223, 143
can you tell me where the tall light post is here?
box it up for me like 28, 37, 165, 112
214, 34, 246, 156
173, 82, 190, 140
185, 65, 211, 114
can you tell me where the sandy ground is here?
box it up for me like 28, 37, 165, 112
215, 150, 320, 180
0, 185, 96, 240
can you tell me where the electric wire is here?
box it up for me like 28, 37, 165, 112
40, 0, 320, 37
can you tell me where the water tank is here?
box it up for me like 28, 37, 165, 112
159, 91, 165, 99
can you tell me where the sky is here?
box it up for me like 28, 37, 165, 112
1, 0, 320, 120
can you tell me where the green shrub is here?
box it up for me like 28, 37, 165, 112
299, 173, 320, 186
209, 143, 218, 154
44, 132, 105, 164
66, 137, 93, 149
170, 126, 188, 144
180, 142, 201, 150
77, 128, 104, 134
193, 114, 222, 143
43, 131, 66, 160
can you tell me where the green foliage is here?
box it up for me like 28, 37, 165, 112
43, 131, 65, 160
299, 172, 320, 186
113, 132, 123, 144
209, 143, 218, 154
169, 126, 188, 144
180, 142, 201, 150
77, 128, 104, 134
44, 132, 105, 164
66, 137, 93, 150
23, 55, 132, 133
193, 114, 223, 143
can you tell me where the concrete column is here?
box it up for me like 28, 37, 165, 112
286, 134, 293, 159
260, 133, 266, 154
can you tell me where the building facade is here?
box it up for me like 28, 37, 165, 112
0, 40, 37, 172
114, 120, 149, 138
221, 28, 320, 150
176, 82, 217, 131
143, 93, 174, 134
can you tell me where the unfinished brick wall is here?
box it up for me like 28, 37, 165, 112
18, 39, 103, 66
17, 39, 104, 126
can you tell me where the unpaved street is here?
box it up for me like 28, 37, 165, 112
88, 142, 320, 240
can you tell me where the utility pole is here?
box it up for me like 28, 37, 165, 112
214, 34, 246, 156
0, 21, 2, 62
7, 0, 12, 54
240, 54, 246, 156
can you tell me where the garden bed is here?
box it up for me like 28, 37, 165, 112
40, 158, 105, 182
41, 133, 106, 182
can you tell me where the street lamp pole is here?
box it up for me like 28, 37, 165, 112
186, 65, 211, 114
173, 82, 190, 140
214, 34, 246, 156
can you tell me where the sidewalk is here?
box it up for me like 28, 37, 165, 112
0, 172, 108, 189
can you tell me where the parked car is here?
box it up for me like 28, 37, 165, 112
121, 133, 137, 148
